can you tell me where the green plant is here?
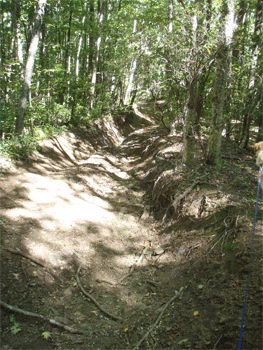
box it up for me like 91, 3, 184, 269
0, 134, 37, 161
9, 314, 22, 335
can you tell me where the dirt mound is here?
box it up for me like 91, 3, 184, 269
0, 113, 262, 350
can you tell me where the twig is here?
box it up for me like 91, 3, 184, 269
132, 287, 186, 350
0, 300, 87, 334
213, 334, 223, 349
97, 246, 149, 286
186, 243, 202, 257
76, 264, 121, 321
117, 246, 148, 284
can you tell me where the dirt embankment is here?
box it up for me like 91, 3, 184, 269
0, 109, 262, 350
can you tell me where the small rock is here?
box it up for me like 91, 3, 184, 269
153, 246, 165, 255
63, 287, 73, 298
178, 246, 185, 254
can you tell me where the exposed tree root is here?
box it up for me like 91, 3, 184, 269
76, 263, 122, 321
3, 247, 48, 268
162, 179, 200, 221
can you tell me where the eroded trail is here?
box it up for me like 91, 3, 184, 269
1, 127, 169, 349
1, 123, 262, 350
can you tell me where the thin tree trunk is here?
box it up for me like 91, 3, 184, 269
182, 10, 198, 165
88, 1, 95, 78
124, 13, 138, 106
15, 3, 24, 79
206, 0, 235, 164
124, 58, 137, 105
240, 0, 262, 147
206, 42, 229, 163
90, 0, 105, 109
15, 0, 46, 136
182, 79, 197, 165
167, 0, 175, 134
240, 81, 263, 148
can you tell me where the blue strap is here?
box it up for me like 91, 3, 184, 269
237, 166, 262, 350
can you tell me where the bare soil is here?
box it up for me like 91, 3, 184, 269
1, 106, 262, 350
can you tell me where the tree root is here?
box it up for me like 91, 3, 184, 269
162, 179, 200, 221
76, 263, 122, 321
3, 247, 48, 268
0, 300, 88, 334
3, 247, 57, 279
132, 286, 186, 350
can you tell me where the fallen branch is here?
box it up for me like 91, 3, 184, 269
132, 286, 186, 350
0, 300, 87, 334
76, 264, 121, 321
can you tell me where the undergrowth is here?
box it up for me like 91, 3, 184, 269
0, 126, 66, 161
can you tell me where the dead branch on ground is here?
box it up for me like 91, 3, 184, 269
132, 286, 186, 350
0, 300, 88, 334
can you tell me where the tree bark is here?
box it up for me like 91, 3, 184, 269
124, 13, 138, 106
182, 9, 198, 165
206, 0, 235, 164
240, 0, 262, 147
206, 42, 229, 164
15, 0, 46, 135
182, 79, 197, 165
90, 0, 105, 109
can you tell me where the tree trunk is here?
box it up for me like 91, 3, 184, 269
206, 0, 235, 165
182, 79, 196, 165
206, 43, 229, 164
240, 0, 262, 147
167, 0, 175, 135
124, 57, 137, 105
240, 81, 263, 148
182, 9, 198, 165
124, 14, 138, 106
15, 0, 46, 136
90, 0, 105, 109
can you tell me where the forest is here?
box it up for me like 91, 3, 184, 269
1, 0, 262, 159
0, 1, 263, 350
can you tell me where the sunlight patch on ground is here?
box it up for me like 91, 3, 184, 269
133, 103, 154, 123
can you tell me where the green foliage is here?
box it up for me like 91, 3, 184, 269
9, 315, 22, 335
0, 134, 37, 161
0, 0, 261, 149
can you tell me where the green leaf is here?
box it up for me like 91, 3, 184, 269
178, 338, 188, 345
42, 331, 51, 339
10, 324, 21, 334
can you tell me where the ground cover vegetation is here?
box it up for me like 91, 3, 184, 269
0, 0, 262, 349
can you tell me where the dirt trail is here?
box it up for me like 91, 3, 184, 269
1, 120, 262, 350
0, 126, 168, 349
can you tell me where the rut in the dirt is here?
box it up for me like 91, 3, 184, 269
1, 118, 262, 350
